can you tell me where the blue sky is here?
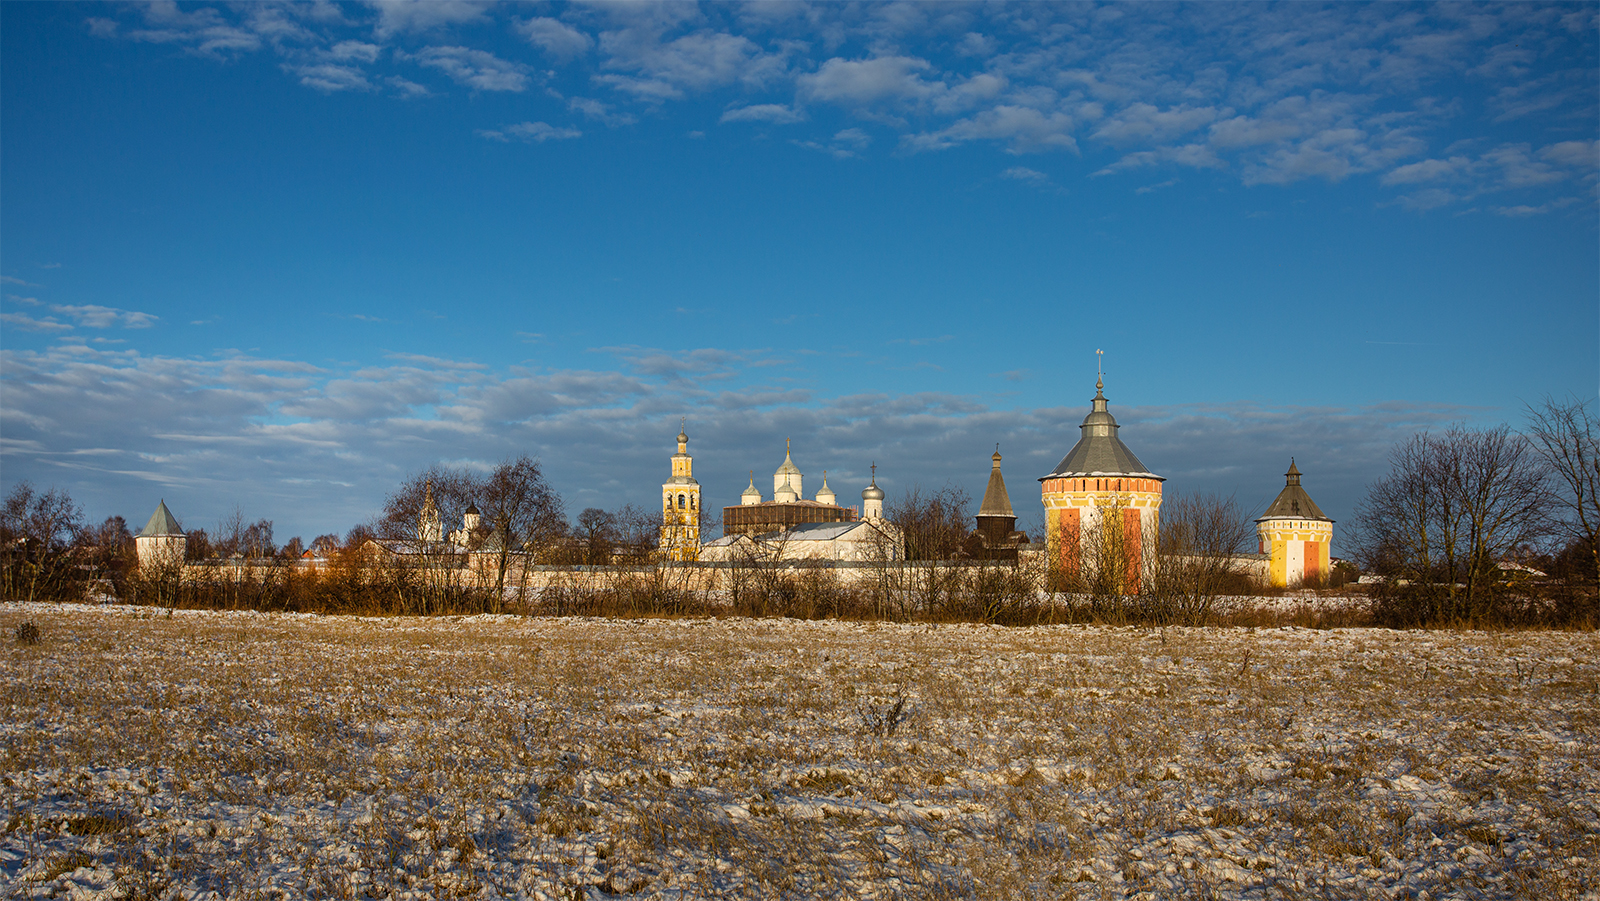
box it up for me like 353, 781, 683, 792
2, 1, 1596, 548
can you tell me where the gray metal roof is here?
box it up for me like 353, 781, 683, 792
755, 521, 866, 542
977, 450, 1015, 518
137, 500, 183, 538
1257, 460, 1332, 522
1040, 380, 1162, 481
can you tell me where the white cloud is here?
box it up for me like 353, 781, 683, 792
1381, 156, 1472, 185
0, 312, 71, 332
1092, 103, 1219, 146
1539, 140, 1600, 170
720, 104, 806, 125
385, 76, 433, 98
569, 97, 637, 127
1491, 197, 1578, 217
932, 72, 1008, 115
477, 122, 582, 144
794, 128, 872, 159
324, 40, 380, 63
287, 63, 373, 93
592, 73, 682, 102
1135, 178, 1178, 195
799, 56, 945, 106
410, 46, 529, 92
516, 17, 593, 62
904, 106, 1078, 154
599, 29, 788, 95
1393, 187, 1461, 211
367, 0, 490, 39
1000, 166, 1050, 185
41, 304, 158, 329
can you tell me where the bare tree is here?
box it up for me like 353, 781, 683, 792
377, 459, 565, 613
479, 455, 565, 607
241, 520, 275, 559
378, 466, 479, 542
343, 523, 375, 549
1354, 424, 1551, 623
77, 515, 136, 599
1, 482, 84, 602
576, 507, 620, 564
379, 467, 481, 614
1146, 492, 1255, 625
612, 504, 661, 562
185, 528, 213, 561
887, 484, 970, 618
1525, 395, 1600, 587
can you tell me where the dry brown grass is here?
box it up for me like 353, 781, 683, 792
1, 603, 1596, 899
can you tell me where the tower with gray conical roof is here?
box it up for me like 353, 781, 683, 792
1255, 459, 1333, 587
136, 499, 187, 570
1039, 368, 1164, 592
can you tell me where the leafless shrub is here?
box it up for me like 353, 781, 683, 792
14, 620, 40, 645
858, 687, 913, 737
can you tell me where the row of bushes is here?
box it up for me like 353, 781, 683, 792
8, 539, 1594, 628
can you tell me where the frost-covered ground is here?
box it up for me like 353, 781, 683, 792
2, 603, 1596, 900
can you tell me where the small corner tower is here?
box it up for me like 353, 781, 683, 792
659, 420, 702, 561
1039, 356, 1164, 592
1255, 459, 1333, 588
741, 472, 762, 505
136, 500, 187, 570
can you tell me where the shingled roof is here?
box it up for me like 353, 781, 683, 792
1040, 379, 1162, 481
978, 449, 1015, 518
1257, 460, 1332, 522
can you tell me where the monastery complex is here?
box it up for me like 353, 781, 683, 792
136, 372, 1335, 590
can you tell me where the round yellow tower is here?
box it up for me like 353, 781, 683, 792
1255, 459, 1333, 588
659, 421, 701, 562
1039, 373, 1163, 593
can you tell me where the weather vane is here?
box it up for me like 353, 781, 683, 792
1096, 348, 1103, 379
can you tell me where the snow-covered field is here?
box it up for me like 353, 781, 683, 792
3, 602, 1596, 900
